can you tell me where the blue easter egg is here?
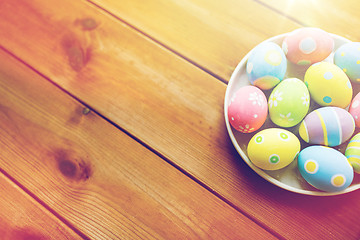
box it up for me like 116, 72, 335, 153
298, 146, 354, 192
334, 42, 360, 83
246, 42, 287, 90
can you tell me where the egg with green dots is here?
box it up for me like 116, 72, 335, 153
268, 78, 310, 127
247, 128, 300, 170
304, 62, 352, 108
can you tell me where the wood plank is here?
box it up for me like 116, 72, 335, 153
0, 172, 82, 240
0, 49, 276, 239
256, 0, 360, 41
12, 0, 301, 83
1, 0, 360, 239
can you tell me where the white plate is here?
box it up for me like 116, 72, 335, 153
224, 32, 360, 196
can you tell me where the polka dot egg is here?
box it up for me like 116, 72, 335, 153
282, 27, 334, 65
246, 42, 287, 90
345, 133, 360, 174
228, 86, 268, 133
304, 62, 352, 108
334, 42, 360, 83
349, 92, 360, 128
298, 146, 354, 192
247, 128, 300, 170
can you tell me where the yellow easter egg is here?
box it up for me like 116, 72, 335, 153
304, 62, 352, 108
345, 133, 360, 174
247, 128, 300, 170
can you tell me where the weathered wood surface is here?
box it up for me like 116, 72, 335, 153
0, 48, 276, 239
0, 172, 82, 240
88, 0, 301, 81
256, 0, 360, 41
0, 0, 360, 239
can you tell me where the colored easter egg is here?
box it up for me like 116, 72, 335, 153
299, 107, 355, 147
247, 128, 300, 170
304, 62, 352, 108
282, 27, 334, 66
349, 92, 360, 128
268, 78, 310, 127
298, 146, 354, 192
345, 133, 360, 174
246, 42, 287, 90
334, 42, 360, 83
228, 86, 268, 133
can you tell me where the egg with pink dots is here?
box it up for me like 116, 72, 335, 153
282, 27, 334, 66
228, 86, 268, 133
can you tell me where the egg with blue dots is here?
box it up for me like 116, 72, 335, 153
304, 62, 352, 108
246, 42, 287, 90
334, 42, 360, 83
298, 146, 354, 192
299, 106, 355, 147
282, 27, 334, 66
345, 133, 360, 174
247, 128, 300, 170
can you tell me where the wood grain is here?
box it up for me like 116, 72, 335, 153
41, 0, 303, 82
256, 0, 360, 41
0, 172, 82, 240
1, 0, 360, 239
0, 49, 276, 239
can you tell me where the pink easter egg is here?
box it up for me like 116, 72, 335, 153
228, 86, 268, 133
282, 28, 334, 66
349, 92, 360, 128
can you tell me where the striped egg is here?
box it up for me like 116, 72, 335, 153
345, 133, 360, 174
299, 107, 355, 147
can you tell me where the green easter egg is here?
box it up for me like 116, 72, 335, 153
269, 78, 310, 127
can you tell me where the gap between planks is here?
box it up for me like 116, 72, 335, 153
2, 0, 357, 239
252, 0, 308, 27
85, 0, 227, 84
0, 0, 308, 238
84, 0, 307, 86
79, 1, 305, 238
0, 43, 283, 240
0, 156, 90, 240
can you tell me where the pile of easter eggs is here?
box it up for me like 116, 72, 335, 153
227, 27, 360, 192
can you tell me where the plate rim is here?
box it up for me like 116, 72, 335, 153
224, 31, 360, 196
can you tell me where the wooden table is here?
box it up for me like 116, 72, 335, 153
0, 0, 360, 239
